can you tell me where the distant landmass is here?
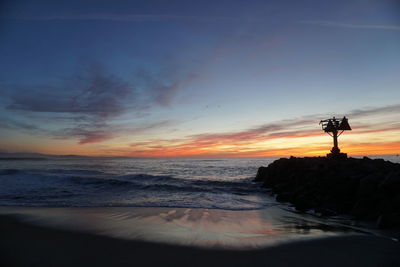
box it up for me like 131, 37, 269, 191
0, 152, 87, 160
0, 152, 139, 160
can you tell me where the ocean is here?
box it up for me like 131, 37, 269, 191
0, 157, 277, 209
1, 156, 399, 248
1, 156, 399, 209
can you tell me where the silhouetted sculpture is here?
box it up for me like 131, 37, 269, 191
319, 116, 351, 158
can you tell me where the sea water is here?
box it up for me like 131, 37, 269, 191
0, 157, 277, 209
1, 156, 398, 248
1, 156, 398, 209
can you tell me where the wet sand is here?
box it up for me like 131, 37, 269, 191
0, 206, 373, 248
1, 214, 400, 267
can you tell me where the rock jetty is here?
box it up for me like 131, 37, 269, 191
255, 156, 400, 228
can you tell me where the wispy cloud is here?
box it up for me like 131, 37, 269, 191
1, 14, 238, 23
77, 133, 116, 145
186, 118, 317, 144
8, 66, 133, 117
133, 68, 197, 107
51, 120, 174, 145
347, 104, 400, 118
126, 118, 320, 157
125, 104, 400, 157
300, 21, 400, 31
2, 63, 194, 144
0, 117, 40, 131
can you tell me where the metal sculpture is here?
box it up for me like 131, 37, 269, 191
319, 116, 351, 158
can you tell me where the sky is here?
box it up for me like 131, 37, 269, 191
0, 0, 399, 157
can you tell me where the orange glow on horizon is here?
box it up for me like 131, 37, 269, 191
8, 140, 398, 158
51, 138, 399, 158
3, 113, 399, 158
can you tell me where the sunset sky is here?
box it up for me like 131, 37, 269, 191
0, 0, 399, 157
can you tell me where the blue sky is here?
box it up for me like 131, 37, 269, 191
0, 0, 399, 156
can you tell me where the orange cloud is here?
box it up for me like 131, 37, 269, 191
4, 105, 398, 158
117, 111, 399, 157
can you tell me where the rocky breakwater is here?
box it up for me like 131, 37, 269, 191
255, 156, 400, 228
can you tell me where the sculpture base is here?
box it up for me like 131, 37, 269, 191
327, 152, 348, 159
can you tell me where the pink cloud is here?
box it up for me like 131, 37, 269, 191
78, 134, 116, 145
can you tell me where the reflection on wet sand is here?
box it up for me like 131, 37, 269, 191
0, 206, 368, 249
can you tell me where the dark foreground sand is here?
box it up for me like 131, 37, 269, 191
1, 215, 399, 267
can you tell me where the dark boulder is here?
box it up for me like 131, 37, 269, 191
379, 171, 400, 195
254, 166, 268, 182
357, 173, 381, 197
254, 156, 400, 228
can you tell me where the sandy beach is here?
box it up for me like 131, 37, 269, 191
1, 207, 399, 267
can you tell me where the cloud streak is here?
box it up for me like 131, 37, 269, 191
300, 21, 400, 31
126, 119, 320, 157
8, 67, 133, 118
347, 104, 400, 118
133, 68, 197, 107
125, 104, 400, 157
3, 64, 194, 144
1, 14, 239, 23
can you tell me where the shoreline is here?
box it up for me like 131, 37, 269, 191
1, 213, 400, 267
